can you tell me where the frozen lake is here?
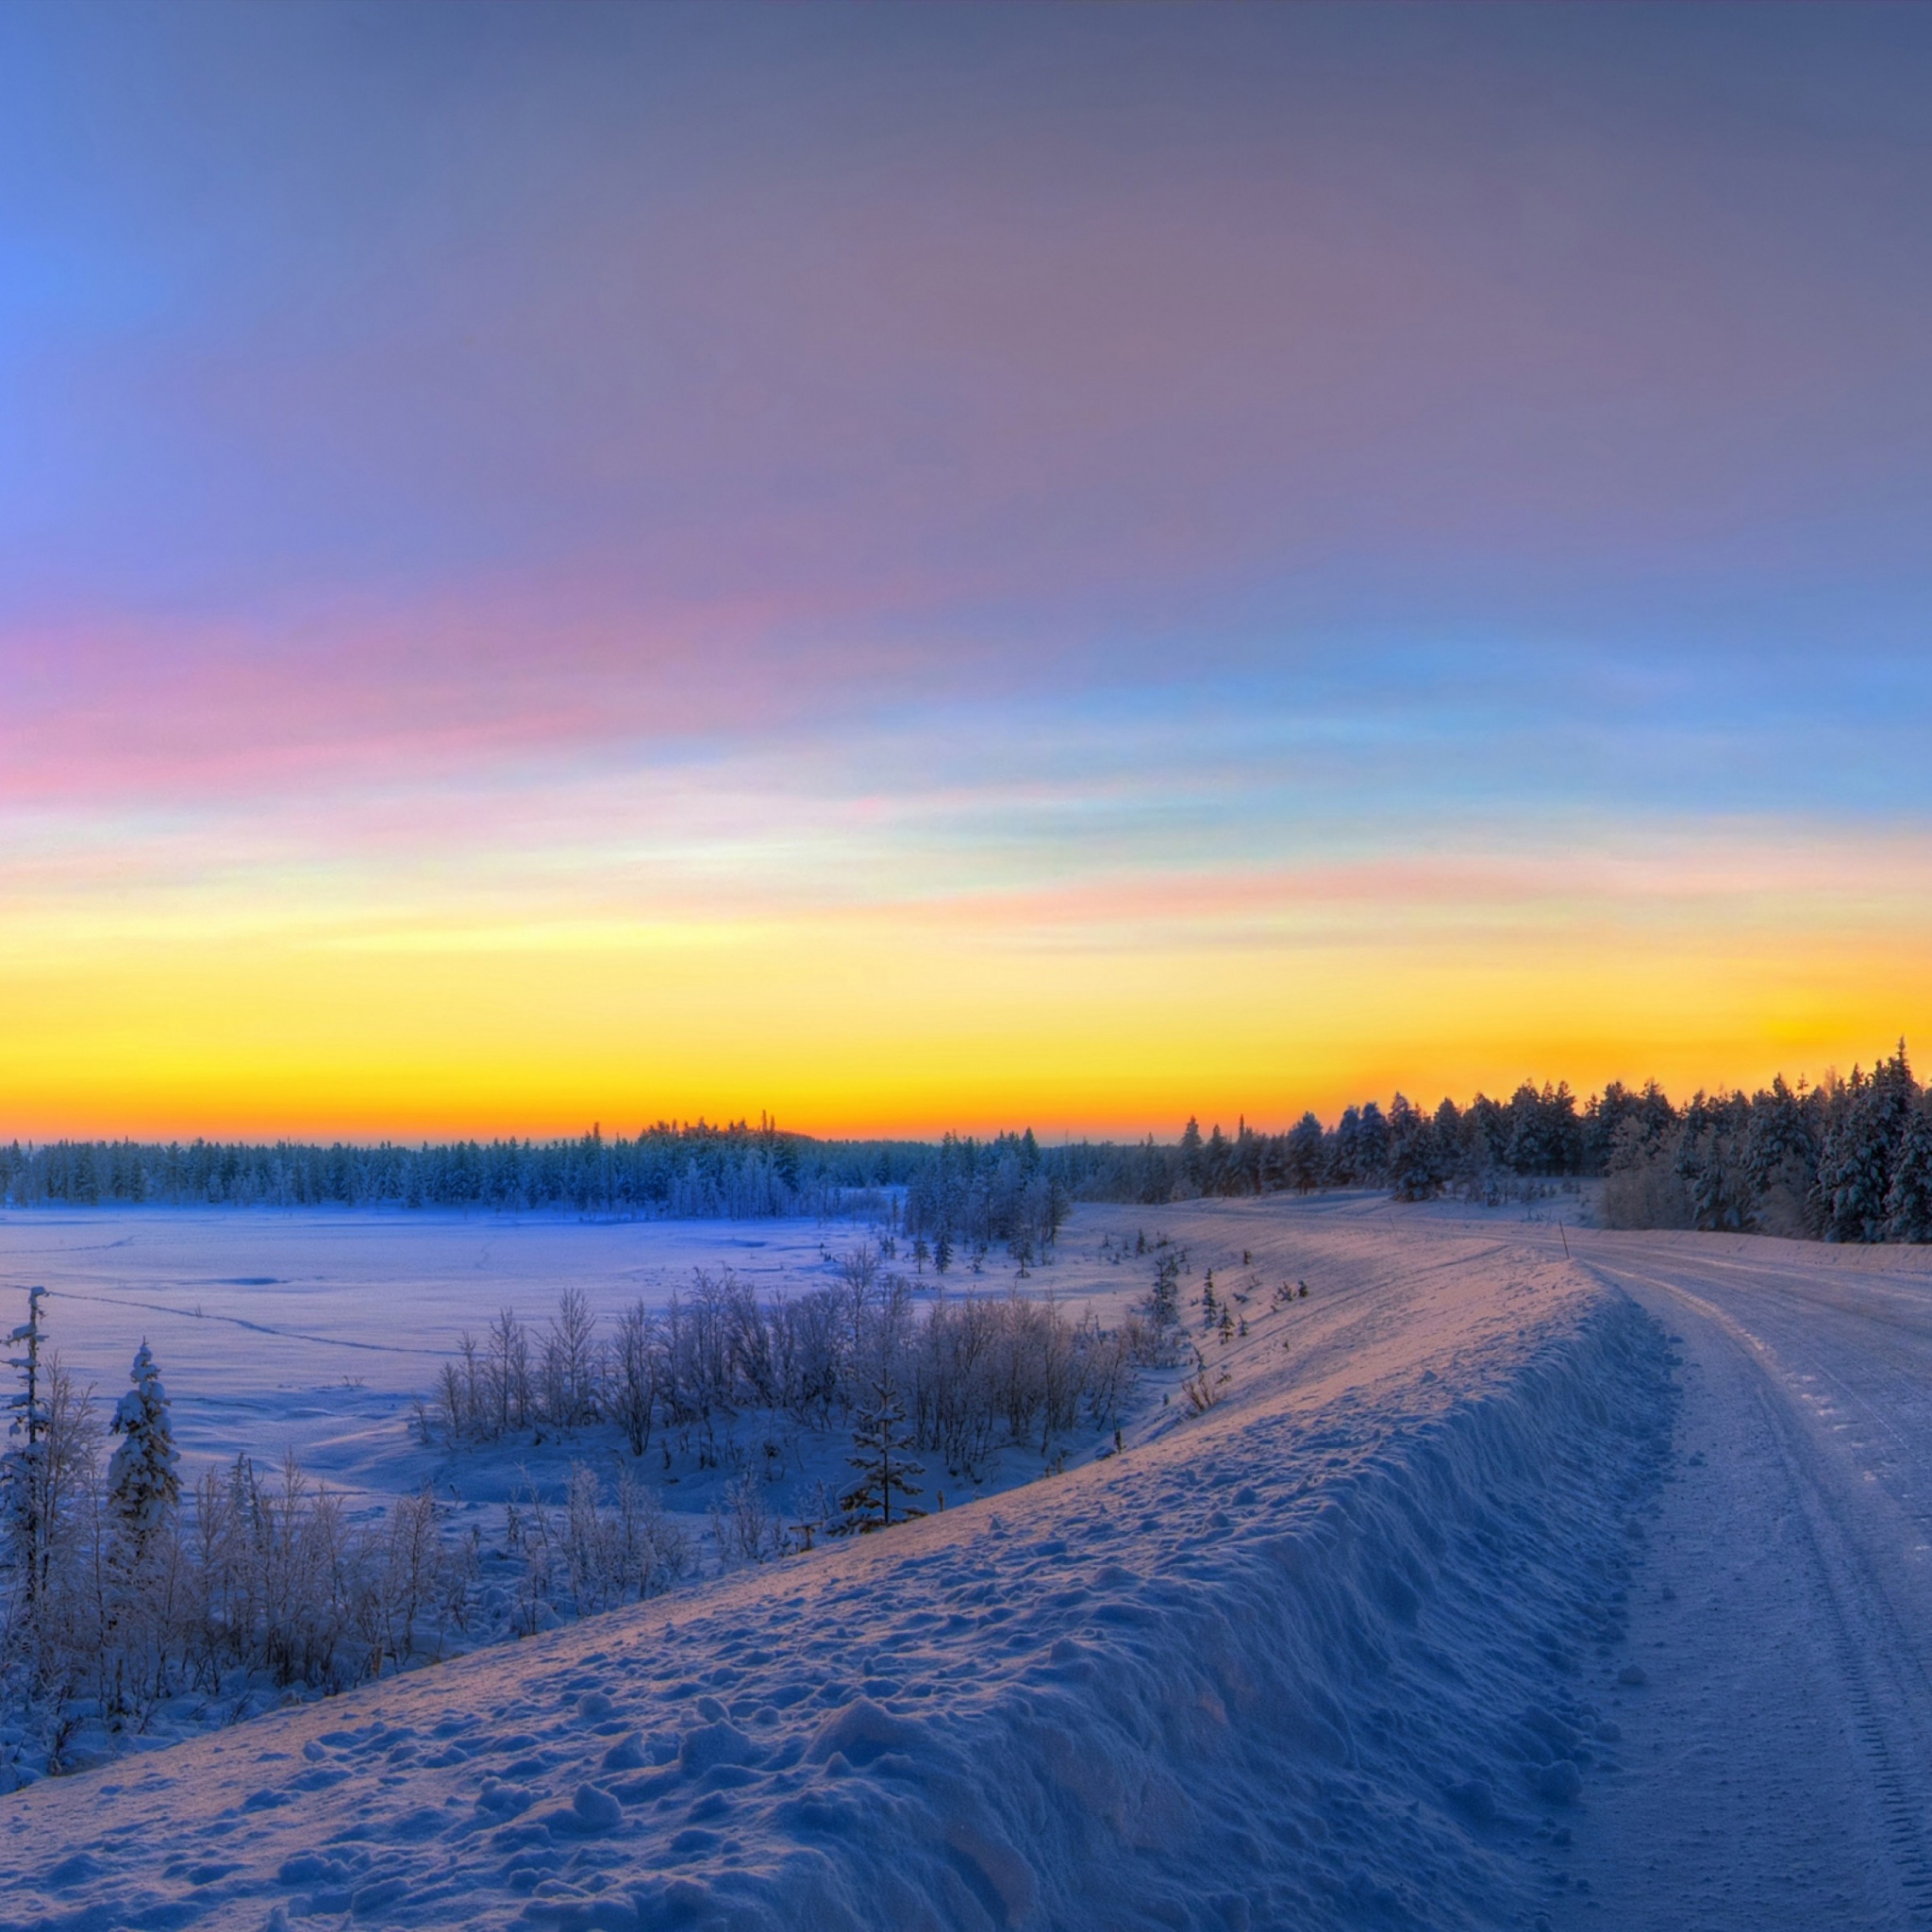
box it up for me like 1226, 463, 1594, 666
0, 1206, 1158, 1505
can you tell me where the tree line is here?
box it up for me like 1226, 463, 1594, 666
901, 1130, 1074, 1269
1592, 1046, 1932, 1241
7, 1037, 1927, 1244
1039, 1043, 1930, 1244
0, 1118, 924, 1217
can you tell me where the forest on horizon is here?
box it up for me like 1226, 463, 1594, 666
4, 1041, 1928, 1246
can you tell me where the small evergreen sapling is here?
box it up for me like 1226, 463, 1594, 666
108, 1340, 180, 1564
1145, 1254, 1182, 1333
839, 1376, 925, 1532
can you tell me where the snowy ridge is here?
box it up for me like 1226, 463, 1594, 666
0, 1227, 1674, 1932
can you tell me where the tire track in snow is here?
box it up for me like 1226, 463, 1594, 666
42, 1288, 447, 1358
1582, 1250, 1932, 1926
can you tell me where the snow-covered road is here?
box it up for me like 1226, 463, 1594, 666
1555, 1231, 1932, 1930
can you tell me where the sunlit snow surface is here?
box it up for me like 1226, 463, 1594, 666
0, 1197, 1688, 1929
13, 1201, 1932, 1929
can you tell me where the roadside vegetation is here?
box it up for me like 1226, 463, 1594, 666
0, 1242, 1150, 1782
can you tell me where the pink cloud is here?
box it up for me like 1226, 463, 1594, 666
0, 573, 1006, 807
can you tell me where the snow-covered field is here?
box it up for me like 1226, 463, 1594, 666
0, 1206, 1160, 1509
4, 1199, 1931, 1928
0, 1210, 967, 1505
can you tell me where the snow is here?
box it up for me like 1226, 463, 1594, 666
0, 1199, 1673, 1927
5, 1199, 1931, 1927
1550, 1229, 1932, 1929
0, 1210, 939, 1507
0, 1208, 1161, 1643
0, 1206, 1168, 1776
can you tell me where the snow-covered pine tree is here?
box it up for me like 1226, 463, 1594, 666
1178, 1116, 1205, 1191
839, 1376, 924, 1533
1387, 1092, 1443, 1201
1284, 1111, 1325, 1194
1886, 1100, 1932, 1244
108, 1341, 180, 1565
1328, 1107, 1363, 1186
1743, 1074, 1816, 1209
1818, 1045, 1917, 1242
2, 1285, 51, 1616
1356, 1101, 1391, 1184
1145, 1253, 1182, 1333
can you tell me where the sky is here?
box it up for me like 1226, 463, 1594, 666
4, 2, 1932, 1141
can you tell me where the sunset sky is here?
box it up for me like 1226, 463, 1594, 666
6, 4, 1932, 1140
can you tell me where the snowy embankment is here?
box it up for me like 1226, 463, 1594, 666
0, 1215, 1674, 1932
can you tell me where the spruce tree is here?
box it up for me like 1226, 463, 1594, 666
1328, 1108, 1363, 1186
108, 1340, 180, 1564
1387, 1092, 1443, 1201
839, 1376, 925, 1532
1819, 1047, 1917, 1242
1743, 1074, 1815, 1207
1179, 1117, 1205, 1191
1285, 1112, 1325, 1194
1887, 1102, 1932, 1244
2, 1286, 50, 1614
1356, 1101, 1391, 1184
1145, 1254, 1182, 1333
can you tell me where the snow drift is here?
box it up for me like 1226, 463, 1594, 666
0, 1214, 1676, 1932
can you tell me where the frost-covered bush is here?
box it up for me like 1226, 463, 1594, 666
430, 1253, 1139, 1481
709, 1466, 790, 1565
4, 1243, 1143, 1783
508, 1462, 691, 1629
1598, 1119, 1694, 1231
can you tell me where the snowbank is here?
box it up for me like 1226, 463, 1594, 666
0, 1215, 1675, 1932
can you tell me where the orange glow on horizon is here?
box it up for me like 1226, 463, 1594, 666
6, 867, 1927, 1144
